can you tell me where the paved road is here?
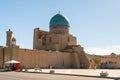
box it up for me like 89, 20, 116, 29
0, 72, 113, 80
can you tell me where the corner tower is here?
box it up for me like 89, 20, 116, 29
6, 29, 13, 46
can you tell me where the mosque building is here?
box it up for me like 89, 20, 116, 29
0, 13, 90, 69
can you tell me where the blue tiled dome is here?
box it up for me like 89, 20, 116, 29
49, 13, 70, 27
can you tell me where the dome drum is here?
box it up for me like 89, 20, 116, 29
50, 24, 69, 30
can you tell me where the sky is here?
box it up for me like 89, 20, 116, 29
0, 0, 120, 55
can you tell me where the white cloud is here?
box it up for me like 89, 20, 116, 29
84, 45, 120, 55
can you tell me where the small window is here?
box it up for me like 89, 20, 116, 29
68, 36, 70, 42
105, 62, 107, 64
109, 61, 113, 64
42, 37, 46, 45
49, 37, 52, 43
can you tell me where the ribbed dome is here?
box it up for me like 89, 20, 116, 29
49, 13, 70, 27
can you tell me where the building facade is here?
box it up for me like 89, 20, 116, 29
100, 53, 120, 69
0, 13, 90, 69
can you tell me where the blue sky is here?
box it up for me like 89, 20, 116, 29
0, 0, 120, 55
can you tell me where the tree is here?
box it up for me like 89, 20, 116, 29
92, 58, 101, 69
